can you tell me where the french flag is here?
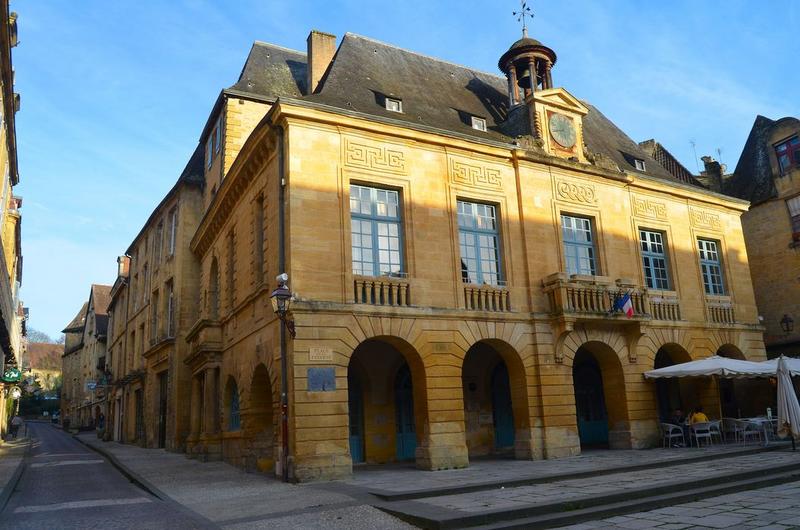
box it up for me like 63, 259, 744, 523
616, 292, 634, 318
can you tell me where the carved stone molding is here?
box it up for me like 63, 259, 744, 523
448, 157, 502, 189
343, 137, 405, 174
689, 207, 722, 231
556, 179, 597, 204
632, 197, 667, 221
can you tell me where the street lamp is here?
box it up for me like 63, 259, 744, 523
270, 273, 295, 338
780, 314, 794, 335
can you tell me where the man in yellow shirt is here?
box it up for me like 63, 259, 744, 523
688, 406, 709, 424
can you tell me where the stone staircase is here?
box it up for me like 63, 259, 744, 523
362, 445, 800, 529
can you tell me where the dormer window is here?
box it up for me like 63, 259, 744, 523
634, 159, 646, 172
471, 116, 487, 132
385, 97, 402, 113
776, 136, 800, 175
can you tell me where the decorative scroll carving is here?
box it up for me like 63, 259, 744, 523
556, 179, 597, 204
344, 138, 405, 174
689, 208, 722, 231
633, 197, 667, 220
449, 158, 502, 189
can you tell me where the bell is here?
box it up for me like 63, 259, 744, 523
516, 66, 532, 89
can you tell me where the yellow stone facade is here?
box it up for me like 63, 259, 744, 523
101, 31, 768, 483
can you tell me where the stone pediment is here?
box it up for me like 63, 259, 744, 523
534, 88, 589, 116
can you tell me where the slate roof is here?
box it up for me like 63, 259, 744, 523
639, 139, 704, 187
91, 284, 112, 317
724, 115, 781, 205
227, 41, 307, 99
299, 33, 703, 188
62, 302, 88, 333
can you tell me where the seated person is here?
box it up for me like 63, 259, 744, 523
688, 406, 709, 424
669, 408, 685, 425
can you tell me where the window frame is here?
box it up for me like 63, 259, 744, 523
215, 118, 222, 154
206, 136, 213, 169
349, 183, 404, 277
787, 196, 800, 238
697, 238, 725, 295
639, 229, 671, 290
776, 135, 800, 176
457, 199, 503, 286
634, 158, 646, 171
471, 116, 487, 132
167, 207, 178, 256
229, 382, 241, 431
165, 279, 175, 338
385, 97, 403, 113
561, 213, 598, 276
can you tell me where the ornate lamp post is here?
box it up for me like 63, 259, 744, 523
270, 273, 294, 482
780, 314, 794, 335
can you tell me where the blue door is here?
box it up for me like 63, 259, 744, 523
573, 351, 609, 447
491, 363, 515, 449
348, 370, 365, 463
395, 364, 416, 461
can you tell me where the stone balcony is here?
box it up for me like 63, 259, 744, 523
463, 283, 511, 312
353, 274, 411, 307
705, 295, 736, 324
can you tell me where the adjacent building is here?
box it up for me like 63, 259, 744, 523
98, 28, 766, 482
60, 285, 111, 430
0, 1, 24, 437
721, 115, 800, 358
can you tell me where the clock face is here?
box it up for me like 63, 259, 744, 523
549, 113, 577, 149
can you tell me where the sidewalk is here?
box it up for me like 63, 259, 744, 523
75, 433, 412, 529
0, 434, 30, 511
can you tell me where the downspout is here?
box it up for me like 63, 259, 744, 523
276, 124, 290, 482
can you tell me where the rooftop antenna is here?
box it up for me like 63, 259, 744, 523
716, 147, 723, 166
690, 139, 700, 173
513, 1, 534, 38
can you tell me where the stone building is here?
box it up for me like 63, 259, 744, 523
0, 1, 24, 437
60, 285, 111, 429
721, 115, 800, 357
103, 28, 766, 482
26, 342, 63, 395
106, 147, 204, 449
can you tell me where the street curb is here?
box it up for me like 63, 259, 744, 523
0, 437, 32, 512
70, 431, 220, 530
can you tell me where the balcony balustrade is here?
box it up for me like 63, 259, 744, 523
353, 275, 411, 307
705, 295, 735, 324
463, 283, 510, 312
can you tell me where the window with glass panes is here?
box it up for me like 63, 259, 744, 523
458, 200, 501, 285
698, 239, 724, 295
561, 214, 597, 275
229, 381, 240, 431
350, 184, 403, 276
640, 230, 670, 289
776, 136, 800, 175
787, 196, 800, 236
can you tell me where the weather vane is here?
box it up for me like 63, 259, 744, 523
513, 1, 534, 38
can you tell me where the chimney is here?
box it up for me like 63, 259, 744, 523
700, 155, 724, 192
117, 256, 130, 279
306, 30, 336, 95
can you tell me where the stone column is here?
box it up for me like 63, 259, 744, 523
189, 376, 201, 437
509, 64, 520, 105
545, 60, 553, 89
202, 368, 217, 436
528, 58, 538, 93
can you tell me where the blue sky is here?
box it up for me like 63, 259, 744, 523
13, 0, 798, 338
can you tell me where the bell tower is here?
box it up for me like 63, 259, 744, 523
498, 31, 557, 108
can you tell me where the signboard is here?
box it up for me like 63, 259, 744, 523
309, 347, 333, 362
307, 367, 336, 392
86, 380, 97, 391
2, 367, 21, 383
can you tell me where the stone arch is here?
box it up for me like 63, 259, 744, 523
651, 343, 692, 422
560, 327, 628, 367
346, 335, 429, 466
242, 363, 275, 472
638, 327, 694, 366
571, 340, 631, 449
716, 343, 745, 360
461, 338, 532, 459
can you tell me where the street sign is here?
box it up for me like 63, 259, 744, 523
86, 380, 97, 391
2, 367, 21, 383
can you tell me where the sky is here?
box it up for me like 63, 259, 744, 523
12, 0, 799, 338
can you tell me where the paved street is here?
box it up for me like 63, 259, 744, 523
0, 423, 215, 530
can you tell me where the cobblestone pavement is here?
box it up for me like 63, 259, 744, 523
418, 449, 800, 512
345, 444, 780, 493
555, 480, 800, 529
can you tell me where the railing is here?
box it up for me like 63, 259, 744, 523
463, 283, 510, 312
649, 293, 682, 321
542, 273, 649, 317
353, 275, 410, 307
706, 296, 735, 324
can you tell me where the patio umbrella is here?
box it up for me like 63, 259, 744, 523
776, 356, 800, 450
643, 355, 769, 379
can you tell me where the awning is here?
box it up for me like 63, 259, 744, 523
644, 355, 777, 379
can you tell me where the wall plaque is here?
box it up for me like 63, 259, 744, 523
632, 197, 667, 220
344, 137, 405, 174
448, 157, 502, 189
307, 367, 336, 392
556, 179, 597, 204
309, 347, 333, 362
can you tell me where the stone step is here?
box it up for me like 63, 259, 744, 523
377, 449, 800, 529
369, 444, 784, 501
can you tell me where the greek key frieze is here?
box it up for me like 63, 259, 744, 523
555, 179, 597, 204
689, 207, 722, 231
344, 138, 406, 174
632, 197, 667, 220
449, 158, 502, 189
